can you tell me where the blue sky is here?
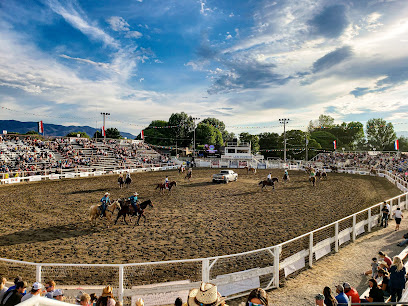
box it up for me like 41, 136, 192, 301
0, 0, 408, 136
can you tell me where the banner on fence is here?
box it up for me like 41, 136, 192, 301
9, 177, 20, 184
49, 174, 60, 180
64, 173, 75, 179
238, 161, 247, 168
217, 269, 260, 296
338, 229, 351, 246
29, 176, 42, 182
94, 171, 103, 176
79, 172, 89, 177
356, 221, 365, 236
131, 280, 190, 306
314, 238, 332, 260
284, 256, 305, 277
211, 161, 219, 168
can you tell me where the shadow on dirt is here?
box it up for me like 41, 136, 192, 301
182, 181, 214, 188
0, 222, 103, 246
68, 188, 107, 195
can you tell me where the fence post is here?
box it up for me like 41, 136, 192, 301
335, 222, 339, 252
202, 259, 210, 283
352, 215, 356, 242
273, 246, 280, 288
36, 265, 41, 283
368, 208, 372, 232
119, 265, 124, 303
398, 196, 401, 207
309, 233, 313, 268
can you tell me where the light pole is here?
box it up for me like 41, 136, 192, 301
192, 117, 200, 157
279, 118, 290, 162
101, 112, 110, 142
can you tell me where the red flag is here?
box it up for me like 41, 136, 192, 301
141, 130, 144, 140
333, 140, 337, 150
38, 121, 44, 134
102, 126, 105, 136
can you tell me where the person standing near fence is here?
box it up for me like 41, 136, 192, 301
380, 205, 389, 228
392, 207, 403, 231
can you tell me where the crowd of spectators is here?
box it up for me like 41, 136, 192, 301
0, 135, 171, 177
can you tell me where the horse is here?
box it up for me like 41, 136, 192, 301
185, 171, 192, 180
315, 171, 321, 180
118, 176, 124, 189
309, 176, 317, 186
178, 166, 185, 174
283, 173, 289, 182
89, 200, 121, 227
259, 180, 275, 191
115, 199, 154, 226
330, 166, 338, 173
156, 181, 177, 193
321, 171, 328, 180
125, 175, 132, 187
244, 166, 257, 174
370, 168, 377, 176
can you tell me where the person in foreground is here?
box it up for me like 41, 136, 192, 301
361, 279, 384, 303
245, 288, 268, 306
96, 286, 116, 306
389, 256, 406, 302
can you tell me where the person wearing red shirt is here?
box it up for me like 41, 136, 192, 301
343, 282, 360, 304
379, 251, 392, 268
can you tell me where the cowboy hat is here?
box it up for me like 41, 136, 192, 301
187, 283, 224, 306
134, 192, 139, 195
101, 286, 113, 298
105, 192, 110, 195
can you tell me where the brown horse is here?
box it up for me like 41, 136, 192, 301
315, 171, 321, 180
89, 200, 121, 227
118, 175, 124, 189
185, 170, 192, 180
156, 181, 177, 193
321, 171, 328, 180
330, 166, 338, 173
178, 166, 185, 174
244, 166, 257, 174
115, 199, 154, 226
259, 180, 275, 191
309, 176, 317, 186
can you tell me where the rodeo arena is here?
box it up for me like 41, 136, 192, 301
2, 133, 408, 306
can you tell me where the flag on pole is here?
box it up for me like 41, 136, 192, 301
333, 140, 337, 150
38, 121, 44, 134
141, 130, 144, 140
102, 126, 105, 136
395, 139, 399, 150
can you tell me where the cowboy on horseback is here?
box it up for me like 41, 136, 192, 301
267, 173, 272, 183
284, 169, 289, 180
164, 176, 169, 189
128, 191, 139, 215
100, 192, 111, 218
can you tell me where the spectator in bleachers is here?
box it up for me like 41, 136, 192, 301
389, 256, 406, 302
378, 251, 392, 268
343, 282, 360, 304
0, 281, 27, 306
334, 285, 348, 305
44, 280, 56, 298
135, 298, 144, 306
322, 287, 337, 306
365, 257, 378, 278
90, 293, 98, 306
380, 205, 389, 228
0, 277, 7, 302
396, 232, 408, 246
314, 293, 325, 306
379, 260, 389, 272
361, 279, 384, 303
52, 289, 64, 301
187, 283, 226, 306
377, 268, 390, 299
4, 277, 24, 296
392, 207, 403, 231
79, 293, 91, 306
21, 282, 43, 302
96, 286, 116, 306
245, 288, 268, 306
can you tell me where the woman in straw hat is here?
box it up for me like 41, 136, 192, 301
245, 288, 269, 306
96, 286, 116, 306
187, 283, 226, 306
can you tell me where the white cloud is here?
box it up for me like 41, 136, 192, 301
199, 0, 213, 16
60, 54, 111, 69
125, 31, 143, 39
107, 16, 130, 31
226, 34, 232, 40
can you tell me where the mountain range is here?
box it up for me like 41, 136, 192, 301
0, 120, 136, 139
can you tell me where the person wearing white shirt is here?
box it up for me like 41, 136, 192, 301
21, 282, 43, 302
393, 208, 403, 231
0, 277, 8, 302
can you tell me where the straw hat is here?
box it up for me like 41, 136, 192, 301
134, 192, 139, 196
187, 283, 224, 306
105, 192, 110, 196
101, 286, 113, 298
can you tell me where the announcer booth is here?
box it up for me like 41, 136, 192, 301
221, 141, 263, 168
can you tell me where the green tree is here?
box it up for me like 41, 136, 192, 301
398, 136, 408, 151
308, 114, 335, 131
239, 132, 260, 153
93, 130, 102, 138
96, 127, 121, 139
168, 112, 194, 147
195, 123, 224, 146
201, 117, 232, 143
310, 130, 337, 150
25, 130, 39, 135
66, 131, 90, 138
366, 118, 396, 150
139, 120, 172, 146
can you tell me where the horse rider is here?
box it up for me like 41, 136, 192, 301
100, 192, 111, 218
309, 168, 315, 178
164, 176, 169, 189
128, 191, 139, 215
126, 172, 131, 180
267, 172, 272, 183
187, 167, 192, 177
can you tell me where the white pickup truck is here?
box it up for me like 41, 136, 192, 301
212, 170, 238, 183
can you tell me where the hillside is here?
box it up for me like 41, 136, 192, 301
0, 120, 136, 139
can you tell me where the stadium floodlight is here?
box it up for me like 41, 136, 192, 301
192, 117, 200, 158
101, 112, 110, 141
279, 118, 290, 163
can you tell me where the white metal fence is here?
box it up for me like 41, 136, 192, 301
1, 169, 407, 305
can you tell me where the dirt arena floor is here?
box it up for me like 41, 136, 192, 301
0, 168, 402, 265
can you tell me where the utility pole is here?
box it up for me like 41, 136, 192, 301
101, 112, 110, 142
279, 118, 290, 163
192, 117, 200, 157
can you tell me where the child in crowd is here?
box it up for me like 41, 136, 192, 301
364, 257, 378, 278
